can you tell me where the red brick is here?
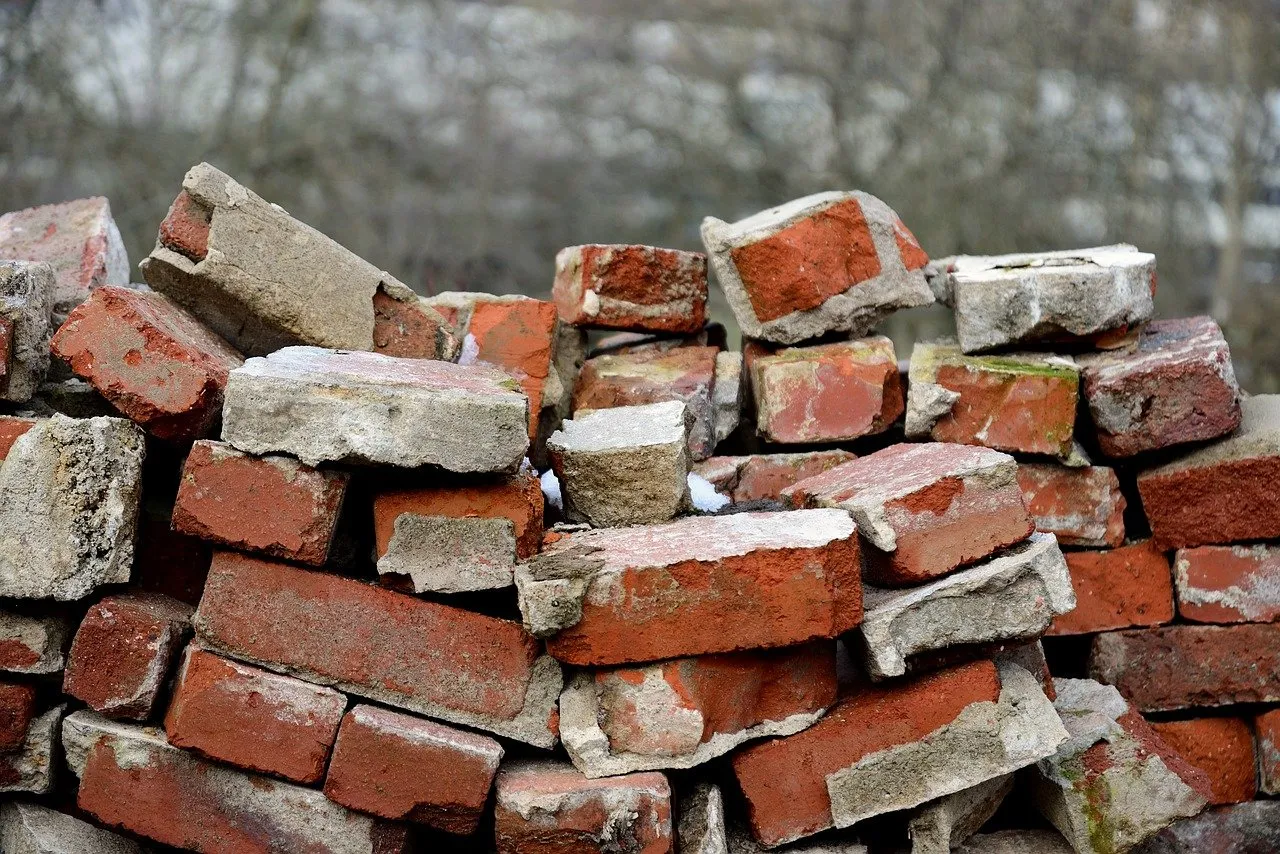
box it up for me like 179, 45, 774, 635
173, 440, 349, 566
1137, 395, 1280, 550
51, 287, 244, 440
1081, 316, 1242, 457
783, 443, 1033, 586
1017, 464, 1126, 548
0, 611, 69, 675
1047, 541, 1173, 636
371, 286, 456, 360
751, 338, 903, 443
193, 552, 561, 747
1173, 544, 1280, 624
1090, 624, 1280, 712
1150, 718, 1257, 805
694, 450, 856, 504
324, 704, 503, 834
0, 682, 35, 752
63, 594, 193, 720
454, 297, 559, 439
0, 415, 36, 461
165, 647, 346, 784
731, 660, 1001, 847
1257, 709, 1280, 795
553, 244, 707, 333
158, 189, 211, 261
494, 762, 672, 854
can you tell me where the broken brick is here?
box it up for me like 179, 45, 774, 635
1047, 541, 1174, 636
1256, 709, 1280, 795
1016, 463, 1126, 549
1135, 800, 1280, 854
0, 706, 63, 794
0, 611, 69, 675
0, 682, 36, 752
0, 416, 36, 461
553, 244, 707, 334
694, 450, 855, 504
1150, 718, 1257, 805
1173, 543, 1280, 624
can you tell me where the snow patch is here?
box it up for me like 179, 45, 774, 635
687, 472, 730, 512
540, 469, 563, 511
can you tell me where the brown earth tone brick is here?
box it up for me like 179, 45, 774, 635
694, 450, 855, 504
324, 704, 503, 835
1150, 718, 1257, 805
1017, 463, 1126, 549
0, 416, 36, 461
553, 244, 707, 333
0, 611, 69, 675
1047, 541, 1174, 636
0, 682, 36, 752
1173, 544, 1280, 624
1256, 709, 1280, 795
173, 440, 349, 566
164, 647, 346, 784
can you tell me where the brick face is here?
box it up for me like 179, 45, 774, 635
1047, 541, 1173, 636
1150, 718, 1257, 805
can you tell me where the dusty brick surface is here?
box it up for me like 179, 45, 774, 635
783, 443, 1032, 586
694, 450, 855, 504
517, 510, 860, 665
1080, 316, 1241, 457
1047, 541, 1174, 636
1150, 718, 1257, 805
0, 611, 69, 675
0, 682, 36, 752
0, 705, 63, 794
194, 552, 562, 747
750, 337, 903, 444
553, 244, 707, 333
62, 593, 193, 721
1017, 463, 1126, 549
173, 440, 349, 566
1173, 543, 1280, 624
325, 704, 503, 834
164, 647, 346, 784
1089, 623, 1280, 712
494, 761, 673, 854
1257, 709, 1280, 795
51, 287, 244, 440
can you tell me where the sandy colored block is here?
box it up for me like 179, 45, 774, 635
0, 706, 63, 794
1048, 541, 1174, 636
1017, 463, 1126, 549
0, 801, 145, 854
712, 350, 743, 445
1173, 543, 1280, 624
695, 451, 856, 504
0, 261, 54, 403
1150, 718, 1256, 805
0, 611, 69, 674
553, 244, 707, 333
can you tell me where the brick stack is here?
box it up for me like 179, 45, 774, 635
0, 169, 1272, 853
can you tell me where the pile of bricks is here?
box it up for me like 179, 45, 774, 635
0, 170, 1273, 853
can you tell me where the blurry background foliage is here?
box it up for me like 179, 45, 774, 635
2, 0, 1278, 385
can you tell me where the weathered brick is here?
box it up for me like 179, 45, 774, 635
783, 443, 1033, 587
1016, 463, 1126, 548
51, 287, 244, 440
1138, 395, 1280, 550
63, 593, 193, 720
0, 416, 37, 460
751, 337, 903, 444
553, 244, 707, 333
165, 647, 346, 784
1256, 708, 1280, 795
374, 472, 543, 593
324, 704, 503, 835
494, 761, 672, 854
71, 714, 408, 854
1047, 541, 1174, 636
173, 440, 349, 567
701, 191, 932, 344
906, 341, 1080, 458
0, 611, 69, 675
694, 450, 855, 504
0, 261, 54, 403
559, 641, 835, 777
1134, 800, 1280, 854
0, 682, 36, 752
1150, 718, 1257, 805
0, 197, 128, 324
194, 552, 562, 747
0, 706, 63, 794
221, 346, 529, 472
1090, 623, 1280, 712
0, 801, 145, 854
1173, 543, 1280, 624
1080, 316, 1241, 457
908, 774, 1014, 854
517, 510, 859, 665
731, 660, 1064, 847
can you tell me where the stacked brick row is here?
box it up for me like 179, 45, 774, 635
0, 168, 1272, 853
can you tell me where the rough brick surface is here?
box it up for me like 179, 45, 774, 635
1257, 709, 1280, 795
694, 450, 855, 504
783, 443, 1033, 587
0, 611, 69, 674
731, 660, 1065, 846
1150, 718, 1257, 805
173, 440, 349, 566
0, 682, 36, 752
905, 341, 1080, 458
222, 346, 529, 472
0, 706, 63, 794
0, 415, 144, 601
1017, 463, 1126, 548
0, 197, 128, 324
63, 593, 193, 720
165, 647, 346, 784
1173, 543, 1280, 623
553, 244, 707, 333
51, 286, 244, 440
1047, 541, 1174, 636
559, 641, 835, 777
325, 704, 503, 834
751, 337, 903, 444
516, 510, 860, 665
73, 715, 408, 854
374, 473, 543, 593
494, 761, 673, 854
942, 245, 1156, 353
908, 774, 1013, 854
194, 552, 562, 747
1138, 394, 1280, 550
0, 801, 145, 854
1134, 800, 1280, 854
0, 416, 37, 460
1089, 623, 1280, 711
0, 261, 54, 403
701, 191, 932, 344
1080, 316, 1241, 457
